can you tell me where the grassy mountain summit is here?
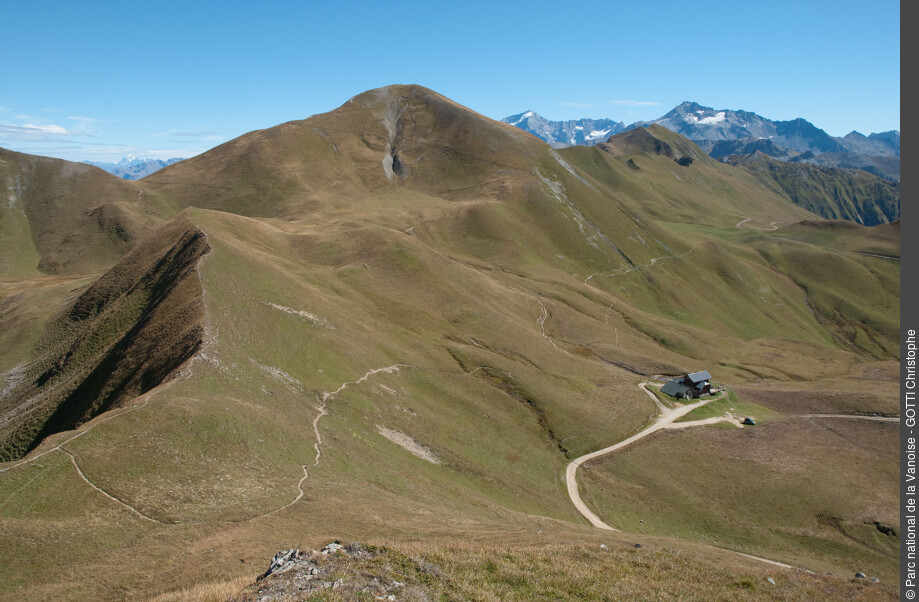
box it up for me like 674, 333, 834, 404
0, 85, 899, 599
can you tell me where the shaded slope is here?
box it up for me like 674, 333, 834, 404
797, 150, 901, 182
729, 152, 900, 225
0, 216, 208, 460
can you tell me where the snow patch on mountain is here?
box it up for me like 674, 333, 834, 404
687, 111, 726, 125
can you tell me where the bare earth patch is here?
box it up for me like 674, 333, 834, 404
376, 425, 440, 464
261, 300, 333, 328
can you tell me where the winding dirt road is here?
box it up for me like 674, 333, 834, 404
564, 383, 796, 569
565, 383, 731, 531
562, 383, 900, 570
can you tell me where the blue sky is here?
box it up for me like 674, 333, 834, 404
0, 0, 900, 162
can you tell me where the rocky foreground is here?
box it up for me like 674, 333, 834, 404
229, 541, 895, 601
231, 542, 439, 601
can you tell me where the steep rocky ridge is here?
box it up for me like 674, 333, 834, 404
0, 216, 208, 460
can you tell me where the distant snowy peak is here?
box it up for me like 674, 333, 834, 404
86, 156, 184, 180
501, 111, 626, 148
641, 101, 777, 142
506, 110, 536, 126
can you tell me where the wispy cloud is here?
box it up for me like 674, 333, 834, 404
0, 122, 79, 140
559, 102, 596, 109
153, 129, 220, 139
607, 100, 661, 106
1, 114, 215, 162
67, 115, 105, 124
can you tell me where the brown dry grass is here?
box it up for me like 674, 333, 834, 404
148, 576, 252, 602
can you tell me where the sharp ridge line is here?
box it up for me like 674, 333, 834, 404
0, 393, 158, 474
1, 233, 215, 473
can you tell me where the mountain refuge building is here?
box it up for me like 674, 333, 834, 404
661, 370, 714, 399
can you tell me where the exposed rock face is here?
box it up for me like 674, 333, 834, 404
236, 542, 418, 601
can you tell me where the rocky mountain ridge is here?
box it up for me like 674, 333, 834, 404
505, 102, 900, 180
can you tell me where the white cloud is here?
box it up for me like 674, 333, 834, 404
0, 122, 77, 139
607, 100, 662, 106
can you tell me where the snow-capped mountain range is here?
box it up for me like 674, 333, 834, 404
503, 102, 900, 180
503, 111, 627, 147
86, 155, 184, 180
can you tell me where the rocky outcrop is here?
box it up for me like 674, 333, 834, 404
235, 542, 417, 601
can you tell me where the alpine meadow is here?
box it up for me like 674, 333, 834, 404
0, 85, 900, 600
